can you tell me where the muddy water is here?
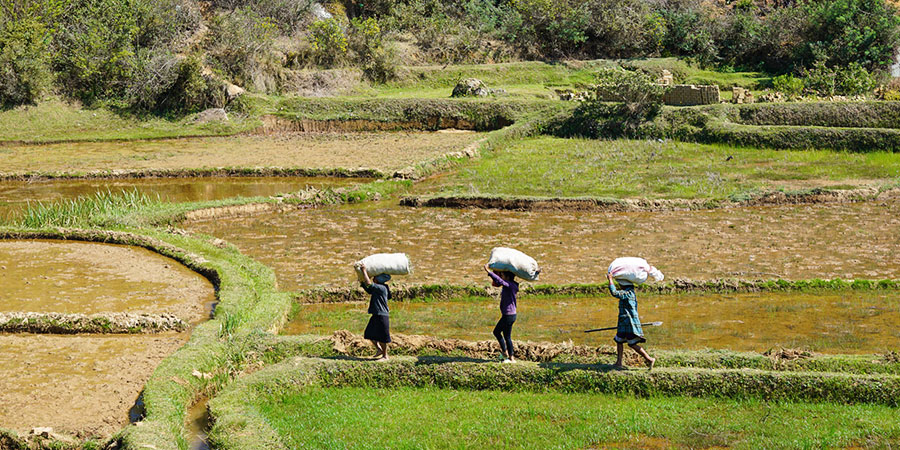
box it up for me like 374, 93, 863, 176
0, 239, 215, 322
0, 176, 366, 220
186, 201, 900, 290
0, 333, 188, 436
185, 397, 212, 450
283, 290, 900, 353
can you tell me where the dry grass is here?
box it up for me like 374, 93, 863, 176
0, 131, 482, 175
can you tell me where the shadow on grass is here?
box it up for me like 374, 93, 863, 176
409, 355, 630, 373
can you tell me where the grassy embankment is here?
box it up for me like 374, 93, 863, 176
0, 100, 258, 144
207, 357, 900, 450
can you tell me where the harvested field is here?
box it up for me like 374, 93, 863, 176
286, 290, 900, 354
0, 131, 482, 176
185, 201, 900, 290
0, 240, 215, 321
0, 333, 188, 437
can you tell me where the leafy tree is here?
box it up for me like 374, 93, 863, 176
799, 0, 900, 70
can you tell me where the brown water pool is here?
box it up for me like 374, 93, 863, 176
185, 201, 900, 290
283, 290, 900, 354
0, 176, 367, 220
0, 239, 215, 321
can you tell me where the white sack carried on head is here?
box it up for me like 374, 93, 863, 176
608, 257, 664, 285
354, 253, 411, 281
488, 247, 541, 281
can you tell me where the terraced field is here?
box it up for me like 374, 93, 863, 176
2, 75, 899, 449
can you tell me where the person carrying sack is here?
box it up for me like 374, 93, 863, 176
484, 263, 518, 363
359, 262, 392, 361
606, 272, 655, 371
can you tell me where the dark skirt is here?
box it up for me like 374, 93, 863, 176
364, 314, 391, 343
614, 332, 646, 345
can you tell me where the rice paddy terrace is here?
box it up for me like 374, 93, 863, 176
1, 93, 899, 449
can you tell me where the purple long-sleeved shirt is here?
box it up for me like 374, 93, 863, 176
488, 271, 519, 315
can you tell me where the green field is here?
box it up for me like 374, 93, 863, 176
253, 386, 899, 449
429, 136, 900, 199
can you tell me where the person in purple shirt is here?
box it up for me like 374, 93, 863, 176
484, 263, 518, 363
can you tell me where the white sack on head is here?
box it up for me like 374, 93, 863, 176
488, 247, 541, 281
608, 257, 664, 285
354, 253, 411, 282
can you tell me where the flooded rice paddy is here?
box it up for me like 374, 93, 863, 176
0, 333, 188, 436
0, 239, 215, 320
0, 239, 216, 436
186, 201, 900, 290
284, 290, 900, 354
0, 176, 366, 220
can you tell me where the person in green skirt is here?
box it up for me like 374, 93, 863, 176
607, 272, 655, 370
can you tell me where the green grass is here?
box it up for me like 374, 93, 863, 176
432, 136, 900, 199
254, 386, 899, 449
15, 189, 164, 229
346, 58, 771, 99
0, 99, 258, 144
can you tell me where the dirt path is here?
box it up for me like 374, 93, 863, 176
0, 333, 188, 438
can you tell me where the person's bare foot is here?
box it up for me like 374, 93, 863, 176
375, 355, 389, 361
612, 364, 628, 371
647, 357, 656, 371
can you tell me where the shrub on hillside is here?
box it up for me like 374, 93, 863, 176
0, 16, 52, 107
560, 68, 669, 138
803, 61, 877, 96
771, 74, 804, 98
51, 0, 143, 106
128, 54, 224, 115
211, 0, 314, 33
348, 17, 396, 83
207, 7, 280, 92
798, 0, 900, 70
308, 18, 348, 67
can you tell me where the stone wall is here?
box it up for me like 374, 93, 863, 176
662, 84, 720, 106
594, 83, 721, 106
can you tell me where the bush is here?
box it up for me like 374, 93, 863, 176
804, 61, 877, 96
51, 0, 143, 106
206, 7, 280, 91
212, 0, 314, 33
557, 69, 668, 138
799, 0, 900, 70
348, 17, 396, 83
771, 74, 804, 98
308, 18, 348, 67
0, 16, 52, 107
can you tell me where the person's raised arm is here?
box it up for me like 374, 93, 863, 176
485, 263, 510, 287
360, 262, 372, 286
607, 273, 627, 300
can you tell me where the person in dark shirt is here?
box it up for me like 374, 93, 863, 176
359, 263, 391, 361
484, 263, 519, 363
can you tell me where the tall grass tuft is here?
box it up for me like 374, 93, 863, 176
17, 189, 161, 229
